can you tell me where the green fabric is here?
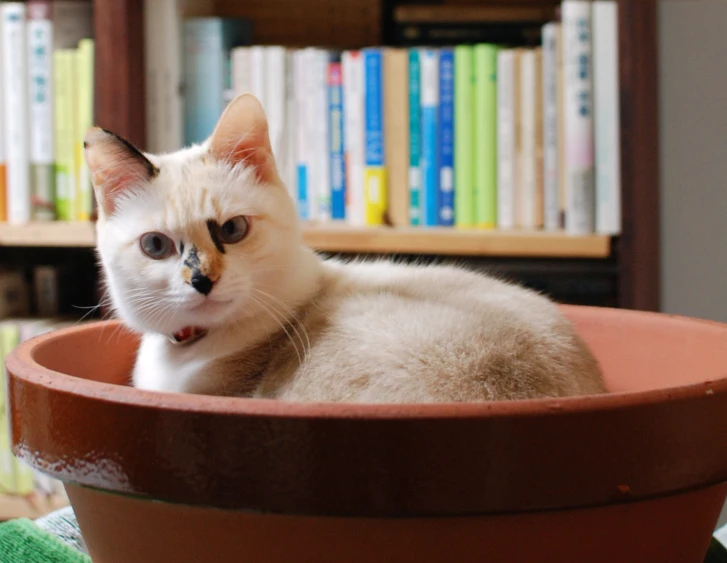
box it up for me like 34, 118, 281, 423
0, 518, 90, 563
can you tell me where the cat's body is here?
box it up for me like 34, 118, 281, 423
86, 94, 606, 403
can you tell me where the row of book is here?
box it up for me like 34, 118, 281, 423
0, 1, 94, 224
149, 0, 620, 235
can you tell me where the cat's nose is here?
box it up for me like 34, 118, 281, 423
190, 273, 214, 296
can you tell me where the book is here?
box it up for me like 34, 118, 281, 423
408, 49, 422, 226
0, 270, 30, 318
474, 43, 498, 229
265, 46, 287, 170
438, 47, 455, 227
562, 0, 595, 234
419, 48, 439, 227
27, 1, 56, 221
231, 46, 251, 95
76, 38, 94, 221
34, 265, 60, 317
249, 45, 266, 108
542, 22, 561, 231
328, 61, 346, 221
362, 48, 387, 226
312, 49, 332, 221
519, 48, 544, 229
496, 49, 516, 229
383, 47, 410, 227
1, 3, 30, 224
342, 50, 365, 226
53, 49, 76, 221
453, 45, 473, 228
183, 17, 252, 145
283, 49, 297, 200
593, 0, 621, 235
144, 0, 184, 153
293, 50, 310, 220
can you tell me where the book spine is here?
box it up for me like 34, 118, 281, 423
294, 50, 310, 220
474, 43, 498, 229
183, 19, 223, 145
53, 50, 76, 221
231, 46, 251, 95
408, 49, 422, 226
1, 3, 30, 224
419, 48, 439, 227
542, 22, 561, 231
0, 324, 20, 493
519, 49, 541, 229
328, 61, 346, 220
363, 48, 386, 226
562, 0, 595, 234
249, 45, 267, 108
454, 45, 473, 229
158, 0, 184, 152
438, 47, 454, 226
265, 46, 287, 166
314, 50, 331, 221
34, 265, 59, 317
284, 49, 297, 201
0, 15, 5, 223
383, 48, 410, 227
342, 50, 365, 226
496, 50, 515, 229
27, 1, 55, 221
593, 0, 621, 235
76, 38, 94, 221
143, 0, 162, 152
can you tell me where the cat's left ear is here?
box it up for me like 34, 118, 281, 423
84, 127, 159, 217
207, 93, 280, 184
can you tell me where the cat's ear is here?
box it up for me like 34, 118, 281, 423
83, 127, 159, 216
207, 93, 279, 184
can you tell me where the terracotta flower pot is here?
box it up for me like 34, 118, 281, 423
6, 305, 727, 563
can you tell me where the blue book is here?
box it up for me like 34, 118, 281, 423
362, 48, 386, 225
419, 48, 439, 227
183, 17, 252, 145
438, 48, 455, 226
408, 50, 422, 226
328, 61, 346, 220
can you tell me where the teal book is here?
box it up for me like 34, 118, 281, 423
454, 45, 474, 228
183, 17, 253, 145
474, 44, 499, 228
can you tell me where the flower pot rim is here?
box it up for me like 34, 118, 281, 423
7, 305, 727, 420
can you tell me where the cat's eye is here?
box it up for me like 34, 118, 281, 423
140, 232, 175, 260
219, 216, 249, 244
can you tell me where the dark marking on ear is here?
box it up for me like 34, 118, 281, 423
206, 220, 226, 254
184, 246, 201, 270
100, 127, 160, 178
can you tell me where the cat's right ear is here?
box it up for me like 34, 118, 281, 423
83, 127, 159, 216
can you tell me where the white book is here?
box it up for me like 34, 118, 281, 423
497, 49, 516, 229
562, 0, 596, 234
231, 46, 251, 95
249, 46, 267, 109
264, 46, 287, 169
282, 49, 297, 200
0, 14, 5, 220
542, 22, 562, 231
593, 0, 621, 235
144, 0, 183, 153
312, 49, 331, 222
1, 3, 30, 224
293, 50, 311, 220
342, 50, 365, 226
519, 48, 543, 229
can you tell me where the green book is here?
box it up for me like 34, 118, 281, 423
76, 39, 95, 221
454, 46, 474, 228
53, 50, 77, 221
474, 44, 499, 229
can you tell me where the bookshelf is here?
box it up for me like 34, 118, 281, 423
0, 222, 610, 258
90, 0, 660, 311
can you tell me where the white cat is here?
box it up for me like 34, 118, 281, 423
85, 94, 606, 402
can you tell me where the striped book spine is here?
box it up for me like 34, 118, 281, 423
328, 61, 346, 220
408, 49, 422, 226
363, 48, 386, 225
438, 47, 454, 226
419, 48, 439, 227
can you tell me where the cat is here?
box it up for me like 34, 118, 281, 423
84, 93, 607, 402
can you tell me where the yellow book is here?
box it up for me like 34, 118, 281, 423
76, 39, 94, 221
53, 50, 77, 221
364, 168, 387, 226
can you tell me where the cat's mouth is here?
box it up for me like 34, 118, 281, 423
169, 326, 208, 345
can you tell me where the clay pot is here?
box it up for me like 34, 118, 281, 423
6, 305, 727, 563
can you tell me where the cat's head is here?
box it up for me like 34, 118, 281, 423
85, 94, 304, 339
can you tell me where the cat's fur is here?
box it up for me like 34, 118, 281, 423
85, 94, 607, 402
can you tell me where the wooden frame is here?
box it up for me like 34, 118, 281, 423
90, 0, 660, 311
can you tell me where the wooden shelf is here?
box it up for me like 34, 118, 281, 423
0, 222, 611, 258
0, 493, 68, 521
